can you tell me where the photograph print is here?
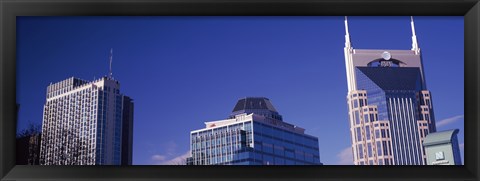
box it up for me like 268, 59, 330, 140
16, 16, 464, 166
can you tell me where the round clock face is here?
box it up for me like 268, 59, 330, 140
382, 51, 391, 60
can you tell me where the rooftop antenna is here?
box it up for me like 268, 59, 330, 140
344, 16, 352, 48
109, 48, 113, 79
410, 16, 420, 54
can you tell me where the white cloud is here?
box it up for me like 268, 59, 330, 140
336, 147, 354, 165
436, 115, 464, 127
151, 154, 166, 162
162, 151, 191, 165
152, 151, 190, 165
164, 141, 178, 156
149, 141, 190, 165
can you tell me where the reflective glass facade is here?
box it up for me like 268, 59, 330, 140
353, 67, 433, 165
188, 98, 321, 165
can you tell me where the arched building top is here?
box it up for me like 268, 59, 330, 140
423, 129, 460, 146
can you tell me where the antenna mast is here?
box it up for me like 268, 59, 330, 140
410, 16, 420, 54
109, 48, 113, 79
344, 16, 352, 48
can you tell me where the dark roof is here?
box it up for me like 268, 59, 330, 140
232, 97, 278, 113
356, 67, 423, 91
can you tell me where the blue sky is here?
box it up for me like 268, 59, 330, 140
16, 16, 464, 165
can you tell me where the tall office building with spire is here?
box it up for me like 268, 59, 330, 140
343, 17, 436, 165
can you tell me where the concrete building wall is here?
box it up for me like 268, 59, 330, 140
425, 144, 455, 165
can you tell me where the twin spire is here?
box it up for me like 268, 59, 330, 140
410, 16, 420, 53
344, 16, 351, 48
109, 48, 113, 79
344, 16, 420, 53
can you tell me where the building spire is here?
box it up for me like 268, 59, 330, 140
345, 16, 352, 48
411, 16, 420, 53
109, 48, 113, 79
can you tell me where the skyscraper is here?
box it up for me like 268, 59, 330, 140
39, 76, 134, 165
188, 97, 322, 165
343, 17, 436, 165
121, 95, 134, 166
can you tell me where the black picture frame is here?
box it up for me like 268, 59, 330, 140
1, 0, 478, 180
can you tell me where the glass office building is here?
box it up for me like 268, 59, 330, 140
39, 76, 134, 165
188, 97, 322, 165
343, 17, 436, 165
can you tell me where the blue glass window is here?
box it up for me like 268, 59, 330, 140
356, 128, 362, 141
365, 126, 370, 140
358, 144, 363, 159
376, 141, 382, 156
367, 143, 372, 157
382, 141, 388, 155
285, 150, 294, 158
355, 111, 360, 125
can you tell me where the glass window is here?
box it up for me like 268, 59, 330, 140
255, 135, 263, 142
285, 150, 294, 158
382, 141, 388, 155
367, 143, 372, 157
264, 125, 273, 135
254, 142, 262, 151
274, 157, 285, 165
356, 128, 362, 141
376, 141, 382, 156
305, 153, 314, 163
263, 155, 273, 165
365, 126, 370, 140
295, 150, 304, 161
263, 143, 273, 154
285, 159, 295, 165
355, 111, 360, 125
358, 144, 363, 159
274, 145, 284, 156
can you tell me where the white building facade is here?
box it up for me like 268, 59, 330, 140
40, 77, 133, 165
